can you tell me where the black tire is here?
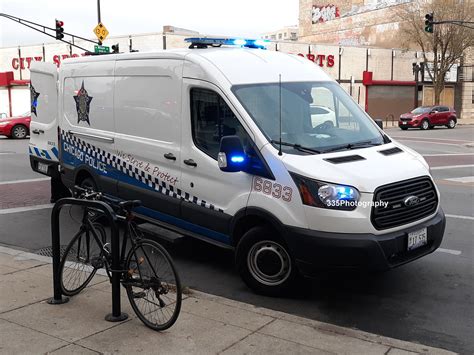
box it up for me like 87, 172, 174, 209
420, 119, 430, 130
125, 239, 182, 331
447, 118, 456, 129
11, 124, 28, 139
236, 226, 298, 296
59, 223, 106, 296
400, 127, 408, 131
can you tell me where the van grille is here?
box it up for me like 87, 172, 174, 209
371, 176, 438, 230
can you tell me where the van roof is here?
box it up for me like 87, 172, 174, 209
61, 48, 334, 85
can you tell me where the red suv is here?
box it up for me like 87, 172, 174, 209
399, 106, 457, 130
0, 112, 31, 139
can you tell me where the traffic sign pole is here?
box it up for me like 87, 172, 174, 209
97, 0, 102, 44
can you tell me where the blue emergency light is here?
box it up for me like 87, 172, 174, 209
185, 37, 269, 49
230, 155, 245, 163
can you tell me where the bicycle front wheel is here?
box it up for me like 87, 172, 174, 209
59, 223, 106, 296
124, 239, 182, 331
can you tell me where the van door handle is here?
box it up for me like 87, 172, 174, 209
164, 153, 176, 161
183, 159, 197, 167
32, 129, 44, 134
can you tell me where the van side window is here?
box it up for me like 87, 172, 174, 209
190, 88, 251, 160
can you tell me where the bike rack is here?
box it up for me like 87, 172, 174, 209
48, 197, 128, 322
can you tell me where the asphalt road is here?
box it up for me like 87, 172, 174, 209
0, 126, 473, 354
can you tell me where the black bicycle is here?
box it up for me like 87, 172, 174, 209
59, 186, 182, 331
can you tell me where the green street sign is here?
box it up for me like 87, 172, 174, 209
94, 45, 110, 54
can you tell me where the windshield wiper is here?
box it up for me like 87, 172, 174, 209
271, 140, 322, 154
323, 140, 383, 153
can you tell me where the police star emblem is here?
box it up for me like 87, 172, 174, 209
30, 84, 40, 116
74, 81, 93, 125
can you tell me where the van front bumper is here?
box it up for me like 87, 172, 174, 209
283, 209, 445, 276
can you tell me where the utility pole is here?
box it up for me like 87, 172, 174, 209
97, 0, 102, 45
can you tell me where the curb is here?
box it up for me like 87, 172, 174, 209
0, 244, 456, 355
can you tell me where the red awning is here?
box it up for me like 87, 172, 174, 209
10, 79, 30, 86
0, 72, 30, 87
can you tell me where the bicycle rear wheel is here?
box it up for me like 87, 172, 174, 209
59, 223, 106, 296
124, 239, 182, 331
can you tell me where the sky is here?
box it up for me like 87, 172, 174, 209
0, 0, 299, 48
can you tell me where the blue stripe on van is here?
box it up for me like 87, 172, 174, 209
51, 147, 59, 159
61, 147, 231, 245
135, 205, 230, 244
33, 147, 41, 158
42, 150, 51, 160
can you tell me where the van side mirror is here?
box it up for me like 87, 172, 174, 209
374, 119, 383, 130
218, 136, 247, 173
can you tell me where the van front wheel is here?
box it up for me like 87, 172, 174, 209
236, 226, 298, 296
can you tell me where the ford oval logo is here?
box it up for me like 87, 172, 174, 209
404, 195, 420, 207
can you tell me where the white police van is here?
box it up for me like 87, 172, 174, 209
29, 38, 445, 295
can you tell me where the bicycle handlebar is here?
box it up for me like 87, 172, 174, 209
73, 186, 141, 212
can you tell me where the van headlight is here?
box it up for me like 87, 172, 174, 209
290, 173, 360, 210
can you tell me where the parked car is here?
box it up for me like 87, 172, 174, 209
310, 105, 336, 128
0, 112, 31, 139
399, 106, 457, 130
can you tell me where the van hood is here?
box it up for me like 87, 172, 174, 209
282, 143, 429, 193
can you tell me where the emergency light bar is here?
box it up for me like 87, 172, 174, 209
184, 37, 269, 49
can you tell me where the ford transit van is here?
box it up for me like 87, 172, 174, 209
29, 39, 445, 295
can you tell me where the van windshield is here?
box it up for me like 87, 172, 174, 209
232, 82, 385, 154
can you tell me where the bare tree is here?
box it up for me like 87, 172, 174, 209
397, 0, 474, 104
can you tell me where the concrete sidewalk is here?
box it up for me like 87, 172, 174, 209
0, 245, 455, 355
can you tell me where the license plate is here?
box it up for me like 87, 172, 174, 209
407, 228, 427, 251
37, 162, 49, 174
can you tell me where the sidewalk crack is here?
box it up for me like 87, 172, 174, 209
217, 318, 277, 354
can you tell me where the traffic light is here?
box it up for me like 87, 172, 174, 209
55, 19, 64, 40
112, 44, 119, 53
425, 13, 434, 33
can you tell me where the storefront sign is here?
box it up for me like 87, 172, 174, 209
297, 53, 335, 67
312, 5, 340, 23
11, 53, 88, 70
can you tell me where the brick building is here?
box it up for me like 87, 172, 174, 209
298, 0, 473, 120
0, 22, 468, 122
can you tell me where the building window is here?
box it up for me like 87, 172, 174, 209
190, 88, 252, 160
278, 33, 282, 39
472, 88, 474, 104
271, 35, 276, 40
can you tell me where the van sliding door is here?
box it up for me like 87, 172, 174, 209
113, 59, 183, 219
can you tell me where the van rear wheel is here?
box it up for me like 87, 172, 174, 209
236, 226, 298, 296
79, 177, 97, 192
